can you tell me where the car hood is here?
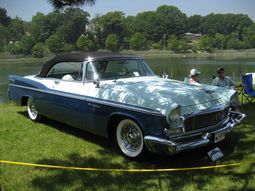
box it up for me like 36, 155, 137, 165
88, 76, 235, 115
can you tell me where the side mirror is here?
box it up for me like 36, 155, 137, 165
162, 72, 168, 79
93, 79, 100, 88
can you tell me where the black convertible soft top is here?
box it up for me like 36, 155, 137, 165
37, 52, 142, 77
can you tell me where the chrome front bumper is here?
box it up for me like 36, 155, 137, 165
144, 111, 245, 155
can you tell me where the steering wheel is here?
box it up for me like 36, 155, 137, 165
125, 69, 139, 76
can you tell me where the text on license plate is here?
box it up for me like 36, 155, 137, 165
214, 132, 225, 143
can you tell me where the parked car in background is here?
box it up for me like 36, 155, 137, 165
8, 52, 245, 160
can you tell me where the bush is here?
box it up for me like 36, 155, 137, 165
167, 35, 190, 53
46, 34, 65, 54
8, 42, 22, 55
197, 35, 213, 52
20, 35, 35, 55
76, 35, 93, 51
63, 43, 74, 52
150, 43, 161, 50
167, 35, 179, 51
130, 32, 147, 50
32, 43, 45, 57
105, 34, 118, 52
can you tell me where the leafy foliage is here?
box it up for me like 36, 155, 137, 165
167, 35, 190, 53
76, 35, 93, 51
45, 33, 64, 54
8, 42, 22, 54
57, 8, 89, 44
197, 35, 213, 52
130, 33, 147, 50
105, 34, 118, 52
32, 42, 45, 57
0, 5, 255, 54
48, 0, 96, 9
0, 7, 10, 26
20, 35, 35, 55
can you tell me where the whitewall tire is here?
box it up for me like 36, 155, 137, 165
116, 119, 148, 159
27, 98, 41, 122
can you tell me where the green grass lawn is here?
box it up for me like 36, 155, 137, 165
1, 103, 255, 191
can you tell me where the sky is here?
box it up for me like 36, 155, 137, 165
1, 0, 255, 21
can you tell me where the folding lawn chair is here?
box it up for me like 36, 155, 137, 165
241, 73, 255, 104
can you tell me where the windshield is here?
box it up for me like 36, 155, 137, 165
86, 59, 155, 81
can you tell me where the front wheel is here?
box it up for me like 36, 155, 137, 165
27, 98, 41, 122
116, 119, 149, 160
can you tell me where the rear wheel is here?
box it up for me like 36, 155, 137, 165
27, 98, 41, 122
116, 119, 149, 160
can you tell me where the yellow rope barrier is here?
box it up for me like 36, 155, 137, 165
1, 160, 254, 172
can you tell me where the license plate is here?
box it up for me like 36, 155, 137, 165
208, 147, 224, 161
214, 132, 225, 143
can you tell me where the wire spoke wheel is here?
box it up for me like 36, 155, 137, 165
116, 119, 144, 158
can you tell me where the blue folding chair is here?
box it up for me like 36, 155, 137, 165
241, 74, 255, 104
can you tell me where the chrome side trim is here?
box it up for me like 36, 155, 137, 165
86, 97, 162, 116
9, 83, 163, 116
144, 111, 245, 155
9, 83, 86, 101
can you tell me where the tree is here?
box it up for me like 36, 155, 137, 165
31, 12, 47, 42
76, 35, 93, 51
48, 0, 96, 9
167, 35, 179, 51
197, 35, 213, 52
186, 15, 203, 33
98, 11, 126, 48
243, 24, 255, 48
0, 25, 8, 52
213, 33, 227, 49
32, 42, 45, 57
46, 33, 64, 54
133, 11, 157, 41
20, 35, 35, 55
105, 34, 118, 51
8, 17, 25, 42
167, 35, 190, 53
227, 32, 241, 49
129, 32, 147, 50
0, 7, 10, 26
200, 13, 253, 37
56, 8, 89, 44
156, 5, 187, 36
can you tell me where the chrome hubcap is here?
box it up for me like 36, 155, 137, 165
121, 125, 142, 152
28, 99, 38, 120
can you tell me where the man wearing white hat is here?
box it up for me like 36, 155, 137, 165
189, 69, 201, 85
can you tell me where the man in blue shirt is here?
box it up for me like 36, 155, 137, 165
212, 67, 242, 88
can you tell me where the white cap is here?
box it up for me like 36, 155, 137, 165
190, 69, 201, 76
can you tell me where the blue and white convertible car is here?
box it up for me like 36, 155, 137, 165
8, 52, 245, 159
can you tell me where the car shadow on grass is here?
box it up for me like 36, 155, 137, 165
17, 110, 111, 149
31, 144, 254, 191
17, 106, 254, 190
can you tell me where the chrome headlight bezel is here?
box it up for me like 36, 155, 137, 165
165, 105, 184, 136
168, 105, 181, 123
230, 93, 238, 108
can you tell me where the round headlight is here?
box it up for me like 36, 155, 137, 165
169, 106, 181, 122
230, 93, 238, 107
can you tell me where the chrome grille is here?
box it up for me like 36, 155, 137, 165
184, 107, 229, 132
